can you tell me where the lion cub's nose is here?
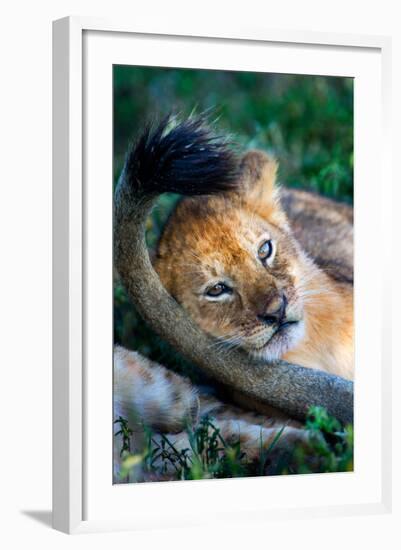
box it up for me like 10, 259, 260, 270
258, 293, 287, 326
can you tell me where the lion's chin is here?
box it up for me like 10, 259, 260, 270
248, 320, 305, 363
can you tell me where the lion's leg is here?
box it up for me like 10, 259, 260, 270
113, 346, 310, 482
114, 346, 200, 433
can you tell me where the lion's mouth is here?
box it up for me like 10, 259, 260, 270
277, 319, 299, 331
251, 319, 301, 354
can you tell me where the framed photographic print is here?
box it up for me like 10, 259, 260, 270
52, 16, 392, 534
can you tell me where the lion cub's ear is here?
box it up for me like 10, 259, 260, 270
238, 150, 286, 225
240, 150, 278, 200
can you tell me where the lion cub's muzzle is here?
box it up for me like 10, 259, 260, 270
257, 291, 288, 327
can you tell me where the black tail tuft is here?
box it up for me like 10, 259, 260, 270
123, 115, 240, 197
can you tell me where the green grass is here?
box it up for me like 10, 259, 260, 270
114, 66, 353, 202
115, 406, 354, 482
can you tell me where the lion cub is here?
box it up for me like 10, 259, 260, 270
114, 118, 353, 480
154, 150, 353, 380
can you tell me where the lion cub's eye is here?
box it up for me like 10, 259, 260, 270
258, 239, 274, 262
206, 282, 231, 298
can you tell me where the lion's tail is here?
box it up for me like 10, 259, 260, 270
121, 114, 240, 197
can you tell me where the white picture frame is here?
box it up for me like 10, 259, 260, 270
52, 16, 392, 534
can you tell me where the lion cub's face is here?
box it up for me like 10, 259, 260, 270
155, 151, 308, 362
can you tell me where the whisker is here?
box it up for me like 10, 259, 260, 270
208, 333, 244, 353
